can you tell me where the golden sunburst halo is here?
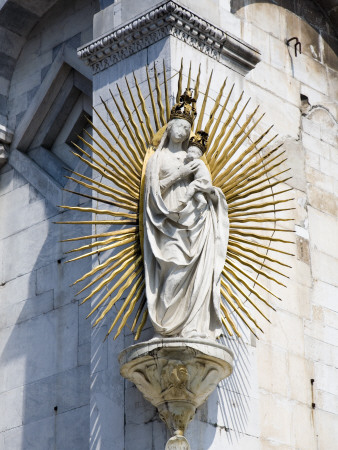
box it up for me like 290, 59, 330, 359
57, 59, 294, 341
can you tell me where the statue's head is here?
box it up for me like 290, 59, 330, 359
167, 118, 191, 144
155, 88, 196, 151
185, 145, 203, 162
185, 130, 208, 161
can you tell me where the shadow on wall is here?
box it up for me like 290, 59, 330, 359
0, 175, 92, 449
183, 326, 255, 449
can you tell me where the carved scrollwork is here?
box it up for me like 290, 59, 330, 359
119, 339, 233, 440
78, 0, 260, 73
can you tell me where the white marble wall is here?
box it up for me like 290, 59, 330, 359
0, 0, 337, 449
0, 0, 97, 448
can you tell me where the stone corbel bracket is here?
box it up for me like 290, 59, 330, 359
78, 0, 260, 75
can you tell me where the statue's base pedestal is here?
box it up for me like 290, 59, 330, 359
119, 338, 233, 448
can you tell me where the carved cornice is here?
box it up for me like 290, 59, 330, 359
78, 0, 260, 74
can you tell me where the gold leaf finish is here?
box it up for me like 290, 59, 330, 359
59, 61, 293, 341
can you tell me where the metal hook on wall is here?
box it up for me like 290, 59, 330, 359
286, 37, 302, 57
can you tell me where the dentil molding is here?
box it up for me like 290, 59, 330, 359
78, 0, 260, 74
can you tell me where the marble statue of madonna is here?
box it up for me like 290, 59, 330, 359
143, 91, 230, 340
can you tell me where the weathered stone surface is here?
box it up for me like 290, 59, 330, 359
55, 405, 90, 450
0, 385, 24, 432
246, 62, 300, 107
307, 184, 338, 217
311, 249, 338, 287
90, 367, 125, 450
23, 365, 89, 425
291, 404, 316, 450
308, 206, 338, 258
305, 335, 338, 368
259, 393, 293, 445
243, 81, 301, 139
0, 415, 54, 450
0, 289, 54, 329
0, 302, 78, 393
120, 338, 233, 446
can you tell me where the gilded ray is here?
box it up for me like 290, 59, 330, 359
211, 98, 252, 167
204, 78, 227, 134
58, 61, 293, 341
133, 71, 155, 140
221, 274, 271, 322
83, 127, 140, 180
83, 116, 142, 177
227, 241, 292, 268
125, 76, 151, 145
62, 188, 127, 210
66, 236, 137, 263
206, 83, 234, 153
114, 289, 145, 339
72, 244, 139, 287
97, 100, 144, 171
220, 300, 240, 336
229, 187, 293, 209
76, 250, 139, 296
65, 170, 137, 205
225, 259, 282, 300
95, 276, 144, 328
135, 309, 148, 340
193, 64, 201, 102
226, 174, 292, 202
163, 61, 171, 122
116, 84, 147, 154
76, 140, 140, 190
220, 286, 260, 338
131, 295, 147, 332
195, 70, 213, 132
110, 91, 144, 158
106, 279, 145, 337
92, 105, 143, 172
154, 63, 166, 126
65, 232, 136, 255
229, 230, 294, 244
224, 155, 289, 196
187, 62, 192, 90
146, 65, 160, 130
228, 235, 295, 256
223, 267, 276, 311
227, 247, 289, 279
61, 227, 137, 243
84, 257, 143, 310
70, 148, 139, 199
220, 144, 283, 192
224, 260, 281, 301
208, 90, 243, 161
227, 254, 287, 287
217, 133, 279, 185
176, 58, 183, 103
60, 205, 137, 220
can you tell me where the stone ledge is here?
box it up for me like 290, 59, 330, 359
78, 0, 260, 74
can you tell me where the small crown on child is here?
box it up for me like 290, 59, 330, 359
170, 89, 197, 126
189, 131, 209, 154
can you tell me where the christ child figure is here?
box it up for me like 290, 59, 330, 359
183, 132, 216, 207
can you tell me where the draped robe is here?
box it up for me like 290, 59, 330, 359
143, 148, 229, 339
